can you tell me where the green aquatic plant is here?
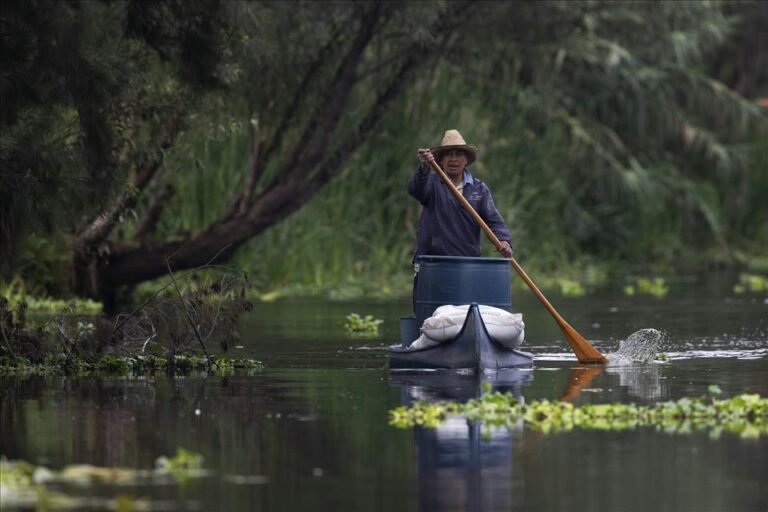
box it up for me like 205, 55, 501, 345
733, 273, 767, 294
155, 448, 206, 482
389, 391, 768, 438
0, 354, 264, 377
344, 313, 383, 334
623, 277, 669, 298
0, 449, 206, 510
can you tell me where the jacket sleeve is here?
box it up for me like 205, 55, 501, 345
407, 166, 432, 205
479, 185, 511, 243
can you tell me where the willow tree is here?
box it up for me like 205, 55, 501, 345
1, 1, 465, 304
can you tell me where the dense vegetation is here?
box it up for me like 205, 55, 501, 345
1, 1, 766, 304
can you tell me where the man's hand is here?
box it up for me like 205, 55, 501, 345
417, 148, 434, 170
497, 241, 513, 258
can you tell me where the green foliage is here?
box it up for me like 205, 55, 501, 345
205, 1, 764, 293
1, 276, 102, 313
0, 0, 231, 269
389, 391, 768, 438
344, 313, 383, 334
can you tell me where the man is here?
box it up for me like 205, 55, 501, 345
409, 129, 513, 258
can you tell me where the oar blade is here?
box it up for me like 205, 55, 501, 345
560, 322, 608, 364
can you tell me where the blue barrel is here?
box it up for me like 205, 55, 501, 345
413, 255, 512, 327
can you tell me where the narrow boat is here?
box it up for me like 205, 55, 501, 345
389, 255, 534, 370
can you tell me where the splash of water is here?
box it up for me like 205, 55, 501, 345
608, 328, 665, 365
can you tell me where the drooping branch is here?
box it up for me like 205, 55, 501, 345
232, 139, 263, 217
259, 22, 348, 168
308, 49, 423, 191
229, 23, 349, 219
270, 1, 384, 189
305, 2, 471, 190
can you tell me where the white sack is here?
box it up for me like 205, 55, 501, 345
419, 304, 525, 349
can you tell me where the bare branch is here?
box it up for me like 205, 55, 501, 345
228, 21, 349, 219
112, 244, 234, 335
165, 258, 212, 371
269, 1, 384, 189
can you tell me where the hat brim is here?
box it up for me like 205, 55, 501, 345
431, 144, 478, 165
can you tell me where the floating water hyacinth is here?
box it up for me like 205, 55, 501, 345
389, 391, 768, 438
0, 449, 209, 510
344, 313, 383, 334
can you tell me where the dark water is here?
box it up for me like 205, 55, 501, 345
2, 278, 767, 511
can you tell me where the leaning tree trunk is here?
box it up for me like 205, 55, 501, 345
68, 1, 473, 308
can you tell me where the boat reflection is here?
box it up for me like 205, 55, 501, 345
388, 369, 532, 512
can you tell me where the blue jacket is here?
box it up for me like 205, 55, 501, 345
408, 167, 511, 257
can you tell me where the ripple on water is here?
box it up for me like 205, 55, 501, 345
664, 348, 768, 360
536, 347, 768, 362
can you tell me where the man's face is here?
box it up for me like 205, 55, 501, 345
439, 149, 468, 177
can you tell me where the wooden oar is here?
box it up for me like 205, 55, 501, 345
427, 159, 608, 364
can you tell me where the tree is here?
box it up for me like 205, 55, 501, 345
1, 0, 228, 274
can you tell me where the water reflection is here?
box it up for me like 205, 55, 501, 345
559, 363, 666, 402
389, 370, 531, 512
557, 366, 602, 402
605, 363, 665, 400
387, 366, 678, 512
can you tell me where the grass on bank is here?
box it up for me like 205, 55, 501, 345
0, 268, 262, 376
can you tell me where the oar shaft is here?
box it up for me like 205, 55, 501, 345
508, 258, 566, 323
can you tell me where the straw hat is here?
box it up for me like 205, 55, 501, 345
431, 129, 478, 165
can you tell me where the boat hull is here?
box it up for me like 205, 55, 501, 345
389, 303, 533, 370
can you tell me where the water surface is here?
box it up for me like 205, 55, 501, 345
2, 278, 767, 511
